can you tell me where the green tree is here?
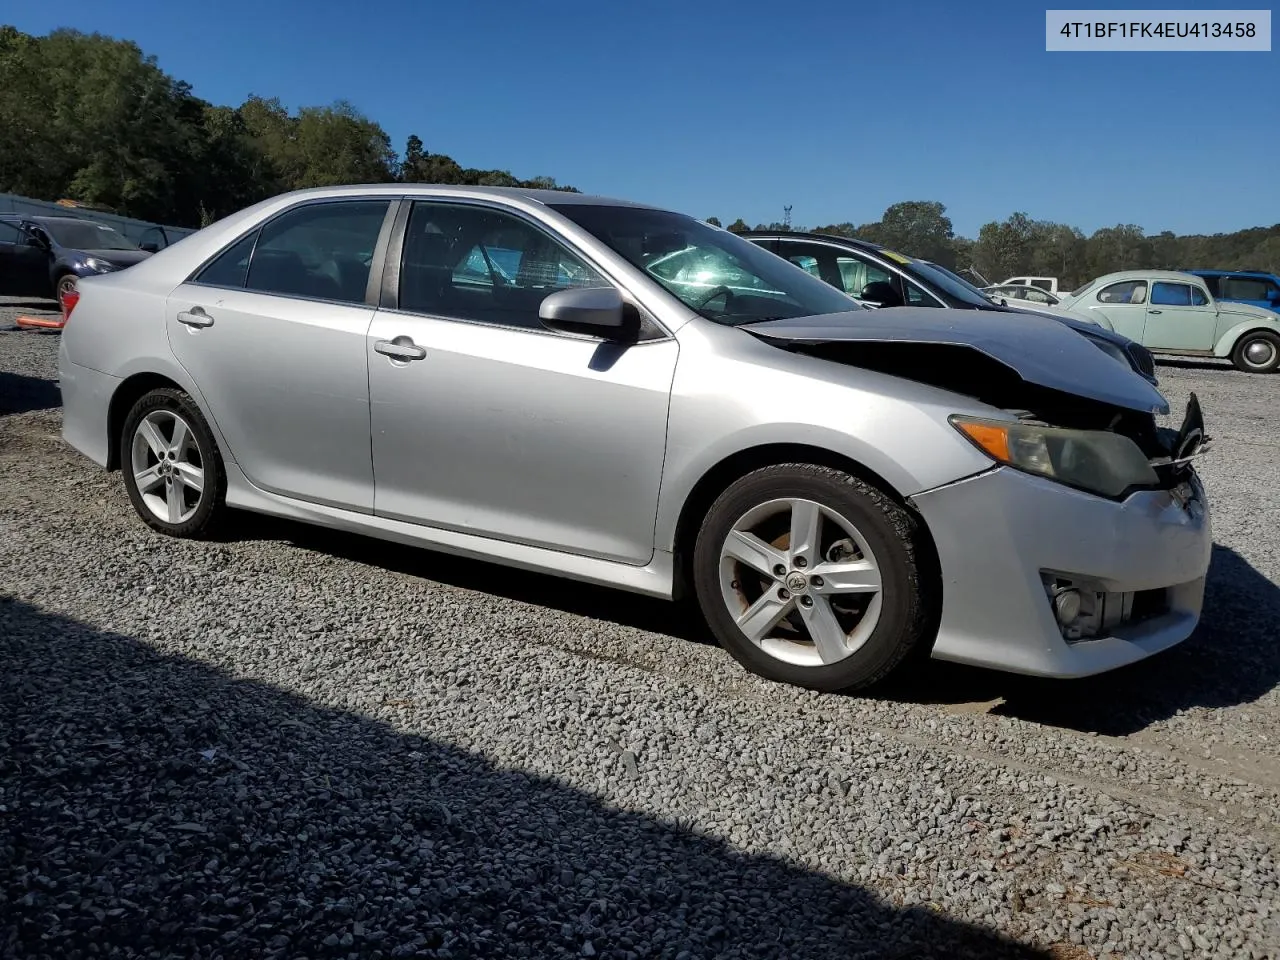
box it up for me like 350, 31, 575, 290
727, 218, 750, 234
861, 201, 955, 265
705, 216, 722, 227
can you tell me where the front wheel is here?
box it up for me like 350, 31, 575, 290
1230, 330, 1280, 373
120, 387, 226, 538
692, 464, 935, 692
55, 273, 77, 304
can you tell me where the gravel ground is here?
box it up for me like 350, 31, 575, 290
2, 298, 1279, 959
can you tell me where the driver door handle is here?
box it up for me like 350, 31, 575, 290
177, 308, 214, 328
375, 337, 426, 361
1148, 309, 1162, 315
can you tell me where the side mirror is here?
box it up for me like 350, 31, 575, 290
139, 241, 160, 253
538, 286, 631, 339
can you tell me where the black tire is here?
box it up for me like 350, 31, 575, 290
120, 387, 226, 539
1230, 330, 1280, 373
55, 273, 77, 303
692, 463, 935, 692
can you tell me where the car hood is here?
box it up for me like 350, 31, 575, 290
69, 247, 153, 266
742, 307, 1170, 415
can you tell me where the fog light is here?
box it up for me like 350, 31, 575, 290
1053, 588, 1082, 626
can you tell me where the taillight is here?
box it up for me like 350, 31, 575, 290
60, 289, 80, 326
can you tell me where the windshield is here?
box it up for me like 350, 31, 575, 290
38, 218, 138, 251
911, 260, 998, 308
548, 204, 860, 324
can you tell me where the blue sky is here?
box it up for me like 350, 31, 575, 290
9, 0, 1278, 237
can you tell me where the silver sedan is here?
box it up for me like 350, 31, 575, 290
58, 185, 1213, 691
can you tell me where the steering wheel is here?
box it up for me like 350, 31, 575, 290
694, 284, 734, 310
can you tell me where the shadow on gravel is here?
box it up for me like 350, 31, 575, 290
1156, 357, 1234, 372
0, 298, 59, 311
0, 596, 1047, 960
226, 513, 709, 646
875, 545, 1280, 737
229, 518, 1279, 738
0, 371, 61, 415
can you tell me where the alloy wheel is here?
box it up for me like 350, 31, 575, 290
718, 497, 883, 667
130, 409, 206, 524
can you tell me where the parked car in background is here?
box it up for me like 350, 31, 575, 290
1183, 269, 1280, 312
59, 185, 1211, 692
984, 283, 1062, 307
1001, 275, 1062, 295
0, 214, 155, 302
741, 230, 1159, 383
1058, 270, 1280, 373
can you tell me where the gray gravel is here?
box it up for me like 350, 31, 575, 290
3, 300, 1279, 959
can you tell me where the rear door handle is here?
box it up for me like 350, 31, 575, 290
375, 337, 426, 361
177, 308, 214, 328
1147, 309, 1162, 315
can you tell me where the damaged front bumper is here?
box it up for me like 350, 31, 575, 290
909, 464, 1211, 678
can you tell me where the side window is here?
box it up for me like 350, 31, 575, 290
1221, 277, 1270, 301
1029, 279, 1052, 291
244, 200, 390, 304
785, 253, 822, 278
399, 201, 610, 329
1150, 282, 1192, 306
1198, 274, 1221, 296
0, 221, 21, 243
194, 231, 258, 288
1024, 288, 1050, 303
904, 278, 941, 307
1097, 280, 1147, 305
1190, 286, 1209, 306
139, 226, 167, 250
836, 256, 890, 297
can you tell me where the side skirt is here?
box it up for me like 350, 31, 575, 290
223, 463, 676, 600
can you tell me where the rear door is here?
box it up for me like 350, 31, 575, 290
1144, 281, 1216, 351
0, 220, 50, 297
165, 197, 396, 511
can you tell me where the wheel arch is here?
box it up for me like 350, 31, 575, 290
1214, 319, 1280, 358
669, 442, 942, 623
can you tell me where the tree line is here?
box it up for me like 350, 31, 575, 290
0, 26, 577, 229
2, 26, 1277, 287
708, 202, 1280, 290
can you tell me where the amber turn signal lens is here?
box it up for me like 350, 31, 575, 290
952, 419, 1011, 463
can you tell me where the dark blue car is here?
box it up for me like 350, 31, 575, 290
1185, 269, 1280, 312
0, 214, 155, 302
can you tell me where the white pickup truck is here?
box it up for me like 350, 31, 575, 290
1000, 275, 1063, 295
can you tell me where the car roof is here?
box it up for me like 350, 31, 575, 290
261, 183, 662, 210
1183, 268, 1276, 279
1089, 269, 1211, 284
0, 213, 109, 227
739, 230, 888, 252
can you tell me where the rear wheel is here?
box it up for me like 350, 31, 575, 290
120, 387, 226, 538
1230, 330, 1280, 373
692, 463, 935, 692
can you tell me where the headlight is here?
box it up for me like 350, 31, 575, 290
951, 416, 1159, 498
82, 257, 119, 273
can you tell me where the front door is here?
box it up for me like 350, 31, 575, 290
0, 221, 50, 297
367, 200, 678, 564
1144, 280, 1216, 352
166, 198, 394, 510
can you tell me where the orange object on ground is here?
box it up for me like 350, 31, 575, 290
15, 315, 65, 330
15, 288, 78, 330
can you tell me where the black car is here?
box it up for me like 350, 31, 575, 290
742, 230, 1158, 384
0, 214, 155, 302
